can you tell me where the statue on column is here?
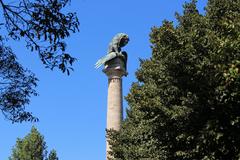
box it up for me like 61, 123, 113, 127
95, 33, 129, 72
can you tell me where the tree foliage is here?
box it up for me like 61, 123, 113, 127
48, 150, 59, 160
0, 38, 38, 123
0, 0, 79, 122
9, 126, 59, 160
0, 0, 79, 72
107, 0, 240, 159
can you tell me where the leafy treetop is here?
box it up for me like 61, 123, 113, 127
107, 0, 240, 159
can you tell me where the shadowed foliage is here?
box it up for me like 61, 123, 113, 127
0, 0, 79, 122
0, 38, 38, 123
0, 0, 79, 73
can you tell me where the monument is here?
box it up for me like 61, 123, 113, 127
95, 33, 129, 159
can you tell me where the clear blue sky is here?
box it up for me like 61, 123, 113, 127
1, 0, 207, 159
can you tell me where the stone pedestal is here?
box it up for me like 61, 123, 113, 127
103, 57, 127, 160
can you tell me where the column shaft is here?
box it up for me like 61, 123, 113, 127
107, 77, 123, 130
106, 77, 123, 158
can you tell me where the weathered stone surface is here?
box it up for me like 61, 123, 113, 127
103, 57, 127, 160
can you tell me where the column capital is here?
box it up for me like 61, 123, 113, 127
103, 57, 128, 79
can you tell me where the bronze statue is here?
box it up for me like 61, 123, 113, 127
95, 33, 129, 69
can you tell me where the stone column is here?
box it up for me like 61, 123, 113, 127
103, 57, 127, 159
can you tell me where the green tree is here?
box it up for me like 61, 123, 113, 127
0, 0, 79, 123
108, 0, 240, 159
48, 150, 59, 160
9, 126, 59, 160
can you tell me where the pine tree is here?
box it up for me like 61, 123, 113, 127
107, 0, 240, 159
9, 127, 59, 160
